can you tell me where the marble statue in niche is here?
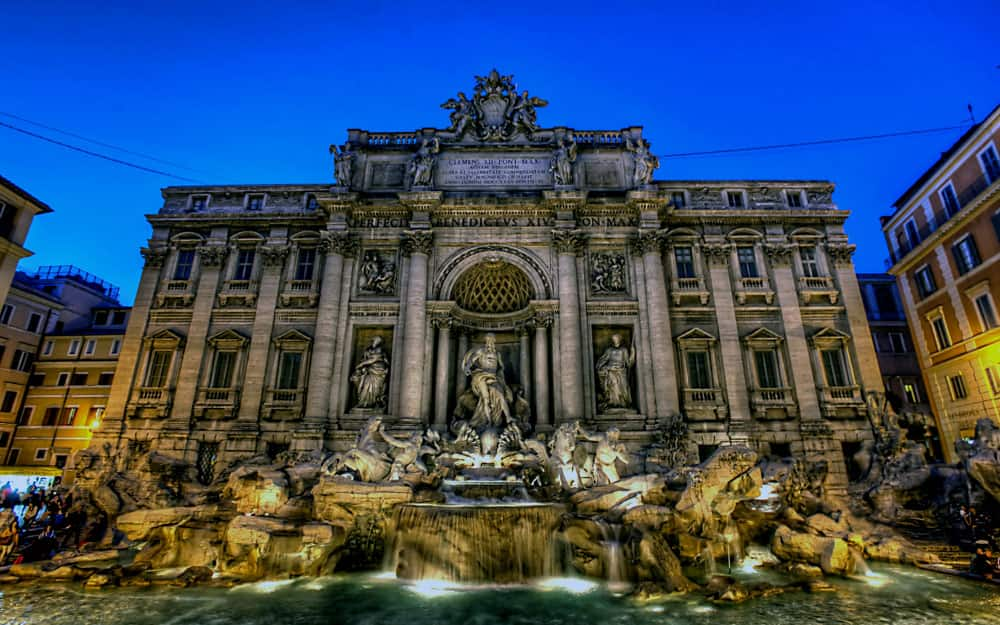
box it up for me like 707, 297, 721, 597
591, 252, 627, 294
596, 334, 636, 412
408, 137, 440, 187
461, 333, 512, 429
358, 250, 396, 295
351, 336, 390, 410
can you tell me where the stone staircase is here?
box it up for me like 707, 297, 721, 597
891, 516, 970, 571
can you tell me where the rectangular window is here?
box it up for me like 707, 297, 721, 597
873, 285, 899, 317
295, 248, 316, 281
305, 194, 319, 210
7, 449, 18, 464
209, 351, 236, 388
904, 220, 920, 248
54, 455, 67, 469
821, 348, 850, 387
17, 406, 33, 425
59, 406, 78, 426
111, 310, 126, 325
34, 448, 47, 461
888, 332, 907, 353
67, 339, 80, 356
145, 350, 172, 387
56, 372, 69, 386
737, 246, 758, 278
246, 194, 265, 211
786, 190, 802, 207
42, 341, 53, 356
70, 372, 87, 385
12, 349, 32, 372
0, 432, 8, 448
799, 246, 819, 277
28, 373, 45, 386
110, 339, 121, 356
98, 372, 114, 386
686, 351, 712, 389
986, 368, 999, 395
0, 304, 13, 325
674, 246, 695, 279
726, 191, 744, 208
87, 406, 105, 427
931, 316, 951, 350
949, 374, 968, 400
174, 249, 195, 281
26, 313, 42, 333
671, 191, 686, 208
915, 266, 937, 298
190, 195, 208, 211
233, 249, 255, 281
981, 145, 1000, 183
0, 391, 16, 413
277, 351, 303, 389
952, 235, 981, 275
84, 339, 96, 355
42, 406, 59, 426
940, 184, 960, 217
975, 294, 998, 331
904, 382, 921, 403
94, 310, 109, 326
754, 350, 781, 388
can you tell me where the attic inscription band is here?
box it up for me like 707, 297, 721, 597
437, 157, 551, 187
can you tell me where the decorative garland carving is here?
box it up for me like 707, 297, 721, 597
401, 230, 434, 257
141, 247, 167, 268
259, 244, 291, 267
196, 245, 229, 267
824, 243, 856, 267
763, 243, 795, 266
701, 243, 732, 267
551, 229, 586, 256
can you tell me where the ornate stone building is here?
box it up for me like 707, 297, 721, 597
92, 71, 882, 489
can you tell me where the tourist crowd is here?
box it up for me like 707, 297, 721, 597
0, 480, 87, 565
958, 505, 1000, 579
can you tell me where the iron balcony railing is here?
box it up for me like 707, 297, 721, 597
886, 172, 996, 267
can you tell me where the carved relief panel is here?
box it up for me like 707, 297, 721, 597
589, 250, 629, 297
357, 249, 399, 297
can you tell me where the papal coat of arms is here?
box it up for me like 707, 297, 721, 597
440, 69, 548, 141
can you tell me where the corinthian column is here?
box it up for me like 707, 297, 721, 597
398, 230, 434, 420
634, 231, 678, 416
305, 231, 355, 420
432, 315, 452, 429
552, 229, 586, 421
532, 313, 552, 428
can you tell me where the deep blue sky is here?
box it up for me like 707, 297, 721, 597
2, 1, 997, 304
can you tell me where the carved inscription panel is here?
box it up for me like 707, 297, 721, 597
436, 156, 552, 188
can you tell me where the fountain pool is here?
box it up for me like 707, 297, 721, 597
0, 564, 997, 625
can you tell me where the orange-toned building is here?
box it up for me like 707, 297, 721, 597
882, 104, 1000, 461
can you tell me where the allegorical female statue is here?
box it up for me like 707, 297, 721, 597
596, 334, 636, 412
351, 336, 389, 410
550, 135, 577, 186
461, 333, 511, 428
408, 137, 440, 187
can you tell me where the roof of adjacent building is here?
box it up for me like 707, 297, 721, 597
0, 174, 54, 213
891, 102, 1000, 211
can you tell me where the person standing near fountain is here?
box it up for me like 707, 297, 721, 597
595, 334, 636, 412
461, 333, 512, 429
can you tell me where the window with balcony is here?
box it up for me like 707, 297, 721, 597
737, 246, 758, 278
173, 249, 195, 280
940, 184, 960, 217
294, 248, 316, 281
266, 330, 312, 418
754, 350, 781, 388
686, 351, 712, 389
948, 374, 968, 400
276, 351, 303, 390
952, 235, 981, 275
145, 350, 173, 387
914, 266, 937, 299
233, 249, 255, 281
799, 246, 820, 277
676, 328, 724, 419
821, 348, 849, 387
208, 351, 236, 388
980, 145, 1000, 184
674, 246, 695, 279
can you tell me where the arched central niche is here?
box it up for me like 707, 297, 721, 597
452, 259, 534, 314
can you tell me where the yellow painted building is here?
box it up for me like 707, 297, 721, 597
6, 307, 129, 467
